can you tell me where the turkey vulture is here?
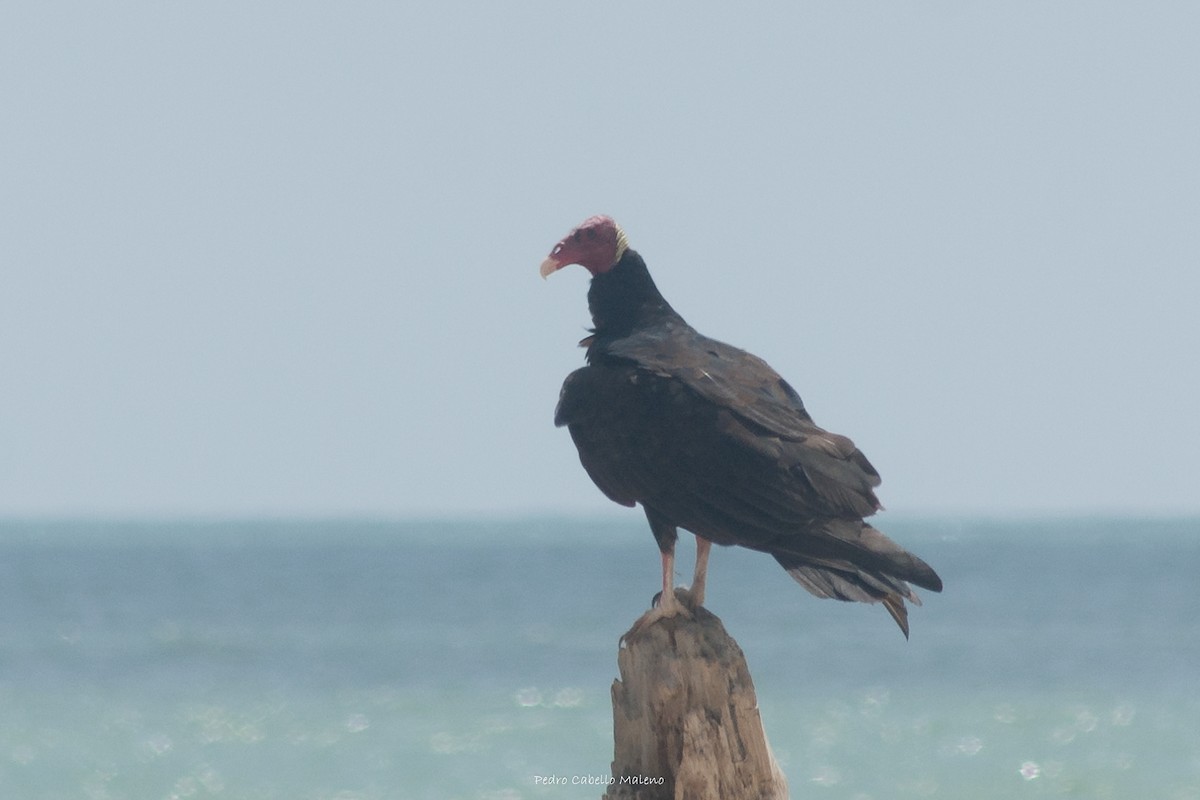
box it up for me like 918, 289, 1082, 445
541, 215, 942, 637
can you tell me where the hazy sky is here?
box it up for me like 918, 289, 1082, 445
2, 3, 1197, 518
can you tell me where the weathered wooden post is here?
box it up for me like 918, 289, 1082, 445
602, 591, 789, 800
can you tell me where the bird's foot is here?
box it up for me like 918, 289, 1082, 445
667, 585, 700, 609
622, 588, 696, 641
650, 586, 705, 611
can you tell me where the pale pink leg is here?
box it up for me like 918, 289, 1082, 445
658, 547, 680, 615
690, 536, 711, 608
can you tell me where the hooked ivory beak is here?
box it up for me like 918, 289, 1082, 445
539, 256, 563, 279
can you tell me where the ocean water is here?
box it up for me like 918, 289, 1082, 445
0, 517, 1197, 799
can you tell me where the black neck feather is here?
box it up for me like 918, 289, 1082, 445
586, 250, 682, 340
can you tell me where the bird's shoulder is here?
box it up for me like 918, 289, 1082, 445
558, 321, 882, 517
597, 321, 819, 437
597, 321, 880, 490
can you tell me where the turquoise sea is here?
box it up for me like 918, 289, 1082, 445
0, 517, 1197, 799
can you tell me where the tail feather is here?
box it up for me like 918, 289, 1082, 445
771, 520, 943, 592
773, 546, 935, 639
855, 523, 943, 592
881, 595, 911, 639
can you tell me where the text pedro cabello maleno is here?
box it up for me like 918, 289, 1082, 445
533, 774, 664, 787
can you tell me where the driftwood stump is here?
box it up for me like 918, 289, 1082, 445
603, 591, 789, 800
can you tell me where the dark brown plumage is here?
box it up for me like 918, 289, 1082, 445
542, 215, 942, 636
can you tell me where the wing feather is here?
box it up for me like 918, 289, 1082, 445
602, 327, 882, 520
560, 341, 941, 610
